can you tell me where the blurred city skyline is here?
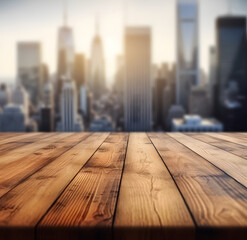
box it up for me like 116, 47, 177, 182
1, 0, 247, 86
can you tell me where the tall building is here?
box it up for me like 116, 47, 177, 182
216, 16, 247, 131
90, 18, 106, 100
0, 104, 27, 132
74, 54, 86, 90
56, 75, 83, 132
163, 86, 173, 130
57, 7, 74, 75
154, 77, 167, 129
209, 46, 217, 115
79, 85, 88, 117
17, 42, 42, 105
189, 86, 210, 117
12, 84, 29, 115
124, 27, 152, 131
56, 6, 75, 113
0, 84, 11, 109
40, 82, 54, 132
113, 55, 125, 99
176, 0, 200, 110
43, 82, 54, 108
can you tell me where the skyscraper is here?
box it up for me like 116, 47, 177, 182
56, 75, 84, 132
209, 46, 217, 115
17, 42, 42, 105
124, 27, 152, 131
0, 84, 11, 109
0, 105, 27, 132
56, 4, 75, 113
176, 0, 200, 110
216, 16, 247, 131
40, 82, 54, 132
90, 17, 105, 100
74, 54, 86, 89
57, 7, 74, 75
12, 84, 29, 116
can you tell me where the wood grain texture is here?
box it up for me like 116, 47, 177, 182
0, 133, 50, 153
0, 133, 246, 240
38, 133, 129, 240
168, 133, 247, 188
0, 133, 63, 167
114, 133, 194, 240
206, 133, 247, 147
149, 133, 247, 240
0, 133, 24, 142
187, 133, 247, 159
0, 133, 109, 240
0, 133, 91, 198
0, 133, 44, 145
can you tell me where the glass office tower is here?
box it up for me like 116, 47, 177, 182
216, 16, 247, 131
176, 0, 199, 110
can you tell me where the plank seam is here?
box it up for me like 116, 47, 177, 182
0, 133, 91, 201
111, 133, 130, 239
34, 132, 110, 240
147, 133, 198, 230
205, 133, 247, 148
186, 133, 247, 160
169, 133, 247, 191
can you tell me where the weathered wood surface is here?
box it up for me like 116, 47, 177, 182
0, 133, 246, 240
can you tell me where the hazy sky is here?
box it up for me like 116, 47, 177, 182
0, 0, 247, 85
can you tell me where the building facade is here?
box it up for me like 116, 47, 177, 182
90, 21, 105, 101
124, 27, 152, 131
216, 16, 247, 131
17, 42, 42, 105
176, 0, 200, 110
56, 75, 83, 132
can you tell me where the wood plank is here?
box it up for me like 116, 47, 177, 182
0, 133, 69, 167
0, 133, 24, 142
114, 133, 194, 240
149, 133, 247, 240
0, 133, 57, 154
187, 133, 247, 159
0, 132, 109, 240
0, 133, 91, 198
220, 133, 247, 139
37, 133, 129, 240
206, 133, 247, 147
168, 133, 247, 188
0, 133, 44, 145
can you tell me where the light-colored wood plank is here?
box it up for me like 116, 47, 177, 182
206, 133, 247, 147
114, 133, 194, 240
0, 133, 91, 198
0, 133, 44, 145
0, 133, 70, 167
0, 133, 57, 154
0, 133, 24, 142
38, 133, 129, 240
149, 133, 247, 240
0, 133, 109, 240
168, 133, 247, 188
187, 133, 247, 159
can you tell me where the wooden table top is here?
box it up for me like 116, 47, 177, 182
0, 132, 246, 240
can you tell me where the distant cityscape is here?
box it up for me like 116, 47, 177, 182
0, 0, 246, 132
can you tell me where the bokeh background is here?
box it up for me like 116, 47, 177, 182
0, 0, 246, 132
